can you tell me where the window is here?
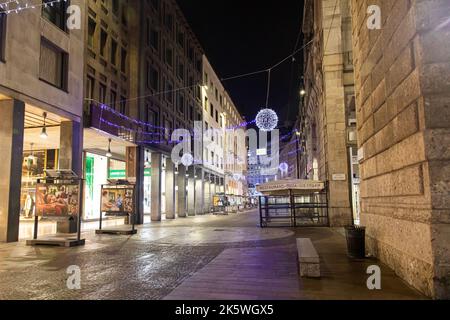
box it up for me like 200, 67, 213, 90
149, 28, 159, 50
210, 104, 214, 118
110, 39, 118, 66
110, 90, 117, 110
164, 119, 172, 141
120, 96, 126, 114
42, 0, 69, 31
189, 105, 194, 121
87, 18, 96, 49
177, 30, 184, 48
86, 76, 95, 100
39, 38, 68, 90
100, 29, 107, 57
0, 9, 6, 61
148, 109, 158, 128
165, 46, 173, 67
150, 0, 160, 11
112, 0, 119, 16
204, 96, 208, 111
177, 61, 184, 80
165, 13, 173, 32
99, 83, 106, 103
121, 4, 128, 26
121, 47, 127, 73
177, 93, 185, 114
188, 47, 194, 63
147, 64, 159, 91
165, 80, 173, 103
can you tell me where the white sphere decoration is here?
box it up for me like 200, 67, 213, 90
256, 108, 279, 132
279, 162, 289, 172
181, 153, 194, 167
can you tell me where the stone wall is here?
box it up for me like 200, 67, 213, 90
351, 0, 450, 298
302, 0, 355, 226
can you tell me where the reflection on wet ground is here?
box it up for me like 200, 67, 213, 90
0, 210, 425, 300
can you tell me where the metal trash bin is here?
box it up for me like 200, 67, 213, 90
345, 226, 366, 259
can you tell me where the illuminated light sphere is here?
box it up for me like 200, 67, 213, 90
279, 162, 289, 172
181, 153, 194, 167
256, 108, 279, 132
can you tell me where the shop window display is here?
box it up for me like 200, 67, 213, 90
20, 149, 58, 220
84, 153, 108, 220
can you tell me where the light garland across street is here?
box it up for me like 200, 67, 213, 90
0, 0, 68, 15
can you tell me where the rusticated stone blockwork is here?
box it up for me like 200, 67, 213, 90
351, 0, 450, 298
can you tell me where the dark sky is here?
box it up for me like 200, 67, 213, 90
177, 0, 304, 128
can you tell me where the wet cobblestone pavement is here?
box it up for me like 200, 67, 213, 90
0, 211, 425, 300
0, 211, 295, 300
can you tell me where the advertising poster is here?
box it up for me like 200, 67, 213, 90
35, 183, 79, 218
101, 188, 134, 216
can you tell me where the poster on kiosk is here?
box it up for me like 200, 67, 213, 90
26, 170, 85, 247
96, 180, 137, 235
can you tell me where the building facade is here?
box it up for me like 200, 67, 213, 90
351, 0, 450, 298
201, 56, 247, 211
82, 0, 206, 223
0, 0, 247, 243
300, 0, 358, 226
0, 0, 85, 242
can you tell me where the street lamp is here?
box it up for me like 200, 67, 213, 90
295, 130, 301, 179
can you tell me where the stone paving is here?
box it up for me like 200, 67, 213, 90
0, 210, 426, 300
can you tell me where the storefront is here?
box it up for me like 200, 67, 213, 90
143, 149, 152, 216
83, 128, 138, 223
16, 106, 81, 240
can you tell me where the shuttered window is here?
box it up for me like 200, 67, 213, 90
39, 38, 68, 90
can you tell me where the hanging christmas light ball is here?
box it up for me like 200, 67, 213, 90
256, 108, 279, 132
279, 162, 289, 172
181, 153, 194, 167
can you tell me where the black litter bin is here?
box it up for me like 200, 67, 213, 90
345, 226, 366, 259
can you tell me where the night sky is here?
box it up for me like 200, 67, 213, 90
177, 0, 305, 129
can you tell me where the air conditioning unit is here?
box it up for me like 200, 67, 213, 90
348, 118, 357, 126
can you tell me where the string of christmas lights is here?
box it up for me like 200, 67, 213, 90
98, 103, 255, 134
0, 0, 67, 15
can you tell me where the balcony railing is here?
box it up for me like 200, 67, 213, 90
85, 101, 164, 146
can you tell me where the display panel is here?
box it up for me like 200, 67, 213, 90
35, 183, 79, 218
101, 187, 134, 216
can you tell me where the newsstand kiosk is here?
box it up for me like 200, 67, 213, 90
26, 170, 86, 247
96, 179, 137, 235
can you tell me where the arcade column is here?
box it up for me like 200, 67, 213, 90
165, 158, 176, 219
187, 166, 196, 216
126, 146, 145, 224
177, 165, 187, 218
0, 99, 25, 243
150, 152, 162, 221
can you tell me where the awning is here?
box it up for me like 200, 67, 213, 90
256, 179, 325, 196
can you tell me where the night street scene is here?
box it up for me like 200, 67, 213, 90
0, 0, 449, 312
